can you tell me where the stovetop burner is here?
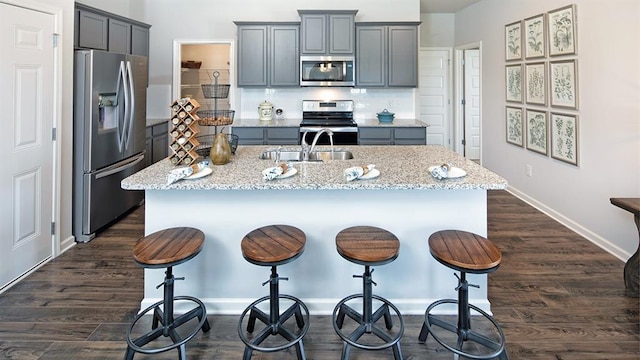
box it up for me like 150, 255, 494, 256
301, 100, 356, 127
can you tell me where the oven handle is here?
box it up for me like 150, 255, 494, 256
299, 126, 358, 133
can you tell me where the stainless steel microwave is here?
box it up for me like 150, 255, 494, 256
300, 56, 355, 87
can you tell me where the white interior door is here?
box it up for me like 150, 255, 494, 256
464, 49, 480, 160
0, 3, 55, 290
419, 49, 451, 147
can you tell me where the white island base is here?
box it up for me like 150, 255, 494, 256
142, 187, 491, 316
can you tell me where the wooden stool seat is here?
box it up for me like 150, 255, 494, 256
336, 226, 400, 266
241, 225, 306, 266
428, 230, 501, 273
133, 227, 205, 268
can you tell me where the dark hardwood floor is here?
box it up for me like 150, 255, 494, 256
0, 190, 637, 359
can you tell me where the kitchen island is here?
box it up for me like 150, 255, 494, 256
122, 145, 507, 315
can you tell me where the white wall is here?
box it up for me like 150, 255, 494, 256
420, 13, 455, 47
455, 0, 640, 258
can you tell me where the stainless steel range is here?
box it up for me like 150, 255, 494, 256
300, 100, 358, 145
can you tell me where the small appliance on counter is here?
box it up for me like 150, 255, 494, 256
258, 100, 274, 121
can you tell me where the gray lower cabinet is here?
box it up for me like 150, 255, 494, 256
146, 122, 168, 166
233, 127, 299, 145
355, 23, 419, 87
75, 3, 151, 57
298, 10, 357, 55
235, 23, 300, 87
358, 127, 426, 145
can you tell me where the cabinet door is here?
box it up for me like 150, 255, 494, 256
233, 127, 266, 145
237, 26, 268, 87
358, 127, 393, 145
394, 127, 426, 145
300, 14, 326, 54
355, 26, 386, 87
388, 26, 418, 87
266, 127, 299, 145
145, 127, 153, 167
131, 25, 150, 56
329, 14, 354, 54
270, 25, 300, 87
77, 9, 108, 50
108, 19, 131, 54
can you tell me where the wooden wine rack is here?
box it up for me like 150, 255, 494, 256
168, 98, 201, 166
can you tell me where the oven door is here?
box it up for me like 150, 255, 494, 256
300, 126, 358, 145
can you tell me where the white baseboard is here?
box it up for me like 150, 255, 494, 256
59, 235, 76, 254
507, 186, 629, 262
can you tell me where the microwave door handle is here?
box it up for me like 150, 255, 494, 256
124, 61, 135, 150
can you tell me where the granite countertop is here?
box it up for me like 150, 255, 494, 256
122, 145, 507, 191
231, 118, 428, 128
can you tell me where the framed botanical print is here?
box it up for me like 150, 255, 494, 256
505, 21, 522, 61
526, 109, 548, 155
506, 64, 523, 103
506, 106, 524, 147
548, 4, 577, 56
550, 112, 579, 165
550, 60, 578, 109
525, 62, 546, 105
524, 14, 545, 59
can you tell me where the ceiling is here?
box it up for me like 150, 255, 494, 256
420, 0, 481, 13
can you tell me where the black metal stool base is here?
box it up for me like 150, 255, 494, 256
237, 267, 310, 360
125, 297, 210, 360
418, 272, 507, 360
332, 265, 404, 360
333, 293, 404, 360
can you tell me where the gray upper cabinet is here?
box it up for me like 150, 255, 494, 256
75, 3, 151, 57
131, 25, 150, 56
77, 9, 108, 50
108, 18, 131, 54
355, 23, 420, 88
299, 10, 357, 55
236, 22, 300, 87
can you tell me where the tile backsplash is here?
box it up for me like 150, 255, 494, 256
238, 87, 416, 122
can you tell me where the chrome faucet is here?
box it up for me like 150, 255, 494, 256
301, 128, 333, 161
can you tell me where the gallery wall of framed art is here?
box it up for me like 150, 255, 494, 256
504, 4, 579, 166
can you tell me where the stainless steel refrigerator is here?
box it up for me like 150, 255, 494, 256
73, 50, 147, 242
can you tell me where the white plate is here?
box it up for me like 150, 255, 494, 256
359, 168, 380, 180
428, 166, 466, 179
262, 166, 297, 180
184, 167, 212, 179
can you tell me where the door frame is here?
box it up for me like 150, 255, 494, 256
0, 0, 63, 282
171, 39, 235, 110
454, 41, 482, 162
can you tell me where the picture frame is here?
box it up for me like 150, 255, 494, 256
506, 64, 523, 103
550, 60, 578, 109
548, 4, 577, 56
526, 109, 548, 155
505, 21, 522, 61
506, 106, 524, 147
525, 62, 546, 105
524, 14, 546, 59
550, 112, 579, 165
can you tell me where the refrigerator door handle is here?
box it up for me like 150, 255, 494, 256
95, 152, 145, 179
119, 60, 131, 153
124, 61, 136, 151
116, 61, 128, 153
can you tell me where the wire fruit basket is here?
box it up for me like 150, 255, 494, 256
195, 133, 239, 157
201, 84, 230, 99
196, 110, 235, 126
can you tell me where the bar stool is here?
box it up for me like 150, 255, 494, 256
332, 226, 404, 360
238, 225, 310, 360
419, 230, 508, 360
124, 227, 210, 360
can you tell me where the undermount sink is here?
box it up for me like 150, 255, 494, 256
259, 150, 354, 162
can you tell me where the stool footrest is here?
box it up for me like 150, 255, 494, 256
419, 299, 507, 360
125, 296, 209, 358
